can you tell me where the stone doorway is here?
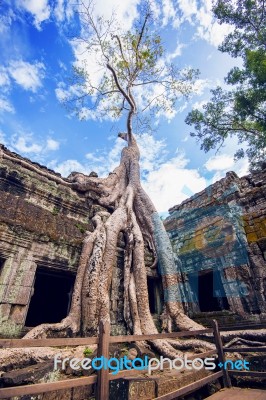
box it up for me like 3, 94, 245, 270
147, 277, 163, 315
198, 270, 229, 312
0, 257, 5, 278
25, 267, 75, 327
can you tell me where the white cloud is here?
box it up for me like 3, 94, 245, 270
0, 8, 16, 34
86, 152, 102, 162
8, 60, 45, 92
204, 152, 249, 182
139, 134, 167, 173
58, 60, 67, 71
204, 134, 250, 178
161, 0, 178, 27
233, 158, 249, 177
166, 43, 184, 62
46, 138, 60, 151
0, 68, 11, 88
205, 154, 235, 171
50, 134, 208, 212
50, 133, 250, 213
12, 135, 43, 154
191, 100, 207, 111
176, 0, 233, 47
7, 132, 60, 156
143, 153, 207, 212
0, 97, 15, 114
17, 0, 51, 29
193, 78, 210, 95
178, 0, 198, 23
196, 21, 233, 47
48, 159, 88, 177
195, 0, 234, 47
90, 0, 139, 28
54, 0, 65, 22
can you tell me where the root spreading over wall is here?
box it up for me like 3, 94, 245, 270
24, 134, 266, 356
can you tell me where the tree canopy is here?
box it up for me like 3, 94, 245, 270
185, 0, 266, 169
63, 1, 199, 136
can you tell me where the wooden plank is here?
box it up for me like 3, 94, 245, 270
205, 388, 266, 400
0, 369, 151, 399
228, 370, 266, 378
0, 337, 99, 348
211, 320, 231, 388
96, 320, 110, 400
224, 346, 266, 353
0, 375, 97, 399
256, 392, 266, 400
220, 322, 266, 331
205, 387, 242, 400
0, 328, 212, 349
112, 368, 148, 380
220, 324, 266, 331
154, 371, 223, 400
109, 328, 213, 343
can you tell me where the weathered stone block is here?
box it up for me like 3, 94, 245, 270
0, 303, 11, 320
0, 361, 53, 385
5, 285, 32, 305
72, 385, 93, 399
110, 377, 155, 400
154, 369, 209, 397
41, 389, 72, 400
0, 284, 7, 301
10, 304, 27, 324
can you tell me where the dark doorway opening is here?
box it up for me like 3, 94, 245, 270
25, 268, 75, 327
198, 270, 229, 312
0, 257, 5, 277
147, 277, 163, 314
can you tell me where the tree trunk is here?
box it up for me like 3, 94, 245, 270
24, 134, 266, 356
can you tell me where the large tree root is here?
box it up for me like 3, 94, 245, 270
23, 133, 266, 357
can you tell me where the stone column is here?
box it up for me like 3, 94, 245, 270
0, 249, 37, 336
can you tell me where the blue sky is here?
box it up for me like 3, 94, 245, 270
0, 0, 249, 214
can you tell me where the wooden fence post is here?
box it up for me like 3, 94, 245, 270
96, 320, 110, 400
211, 319, 232, 388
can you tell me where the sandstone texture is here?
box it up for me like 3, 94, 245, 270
164, 167, 266, 322
0, 142, 265, 338
0, 145, 130, 337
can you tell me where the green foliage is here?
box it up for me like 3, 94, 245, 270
83, 346, 94, 357
52, 206, 60, 216
75, 223, 86, 234
120, 347, 129, 356
186, 0, 266, 169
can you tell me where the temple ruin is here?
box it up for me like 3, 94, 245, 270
164, 167, 266, 323
0, 144, 265, 338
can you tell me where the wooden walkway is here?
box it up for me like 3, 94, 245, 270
1, 321, 266, 400
206, 387, 266, 399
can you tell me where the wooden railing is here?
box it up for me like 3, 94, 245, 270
0, 320, 265, 399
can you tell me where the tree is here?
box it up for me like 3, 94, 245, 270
185, 0, 266, 169
24, 0, 213, 358
25, 0, 266, 356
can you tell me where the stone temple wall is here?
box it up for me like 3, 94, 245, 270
164, 167, 266, 322
1, 141, 265, 337
0, 145, 130, 337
